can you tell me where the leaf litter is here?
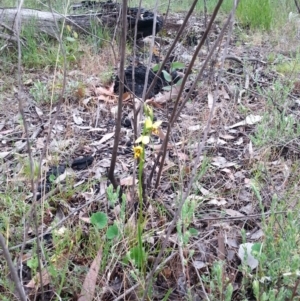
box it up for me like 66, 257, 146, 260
1, 9, 300, 301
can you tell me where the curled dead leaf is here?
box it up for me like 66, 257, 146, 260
120, 176, 138, 186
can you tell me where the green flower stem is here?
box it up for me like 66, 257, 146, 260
137, 141, 146, 272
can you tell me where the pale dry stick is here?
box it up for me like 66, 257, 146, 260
219, 4, 239, 70
108, 0, 127, 188
14, 0, 45, 298
132, 1, 159, 137
153, 0, 224, 190
131, 0, 143, 202
141, 2, 158, 103
0, 233, 27, 301
16, 0, 69, 264
134, 0, 197, 140
163, 0, 172, 26
20, 1, 70, 298
140, 1, 159, 199
192, 258, 210, 301
169, 129, 186, 276
177, 238, 186, 279
203, 0, 210, 51
111, 2, 122, 47
195, 211, 286, 222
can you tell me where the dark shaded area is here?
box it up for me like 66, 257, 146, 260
36, 164, 66, 200
114, 64, 180, 98
71, 0, 164, 39
71, 155, 94, 170
36, 157, 93, 200
114, 64, 165, 98
127, 9, 164, 39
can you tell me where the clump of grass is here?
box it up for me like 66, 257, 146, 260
129, 0, 233, 13
30, 80, 52, 103
242, 182, 300, 301
276, 60, 300, 75
236, 0, 272, 30
251, 110, 300, 147
250, 81, 300, 147
0, 21, 87, 71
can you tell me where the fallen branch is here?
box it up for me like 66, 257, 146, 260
0, 5, 165, 40
0, 233, 27, 301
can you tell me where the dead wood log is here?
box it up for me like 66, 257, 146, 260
0, 8, 61, 37
0, 5, 164, 41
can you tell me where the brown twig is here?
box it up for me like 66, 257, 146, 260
153, 0, 224, 190
290, 277, 300, 300
294, 0, 300, 14
203, 0, 210, 51
108, 0, 127, 189
144, 0, 200, 100
15, 0, 45, 299
142, 2, 240, 299
0, 234, 27, 301
130, 0, 143, 202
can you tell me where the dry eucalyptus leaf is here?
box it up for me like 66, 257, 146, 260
120, 176, 138, 186
36, 137, 45, 149
35, 106, 44, 117
219, 134, 235, 140
250, 229, 264, 240
207, 92, 213, 109
238, 243, 259, 270
25, 269, 51, 289
188, 125, 201, 131
193, 260, 206, 269
207, 137, 227, 145
73, 114, 84, 125
0, 152, 10, 159
225, 209, 244, 217
98, 132, 114, 144
208, 199, 227, 206
79, 247, 102, 301
94, 86, 115, 96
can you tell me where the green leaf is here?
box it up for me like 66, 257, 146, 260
175, 78, 183, 86
48, 174, 56, 183
188, 228, 199, 236
27, 257, 38, 270
162, 70, 172, 82
251, 242, 262, 257
129, 246, 146, 268
162, 85, 172, 91
106, 224, 119, 239
183, 231, 191, 245
170, 61, 185, 72
152, 63, 161, 72
66, 36, 76, 42
90, 212, 108, 229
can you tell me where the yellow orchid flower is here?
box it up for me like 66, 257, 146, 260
133, 146, 143, 159
135, 135, 150, 145
144, 117, 162, 135
144, 104, 154, 120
